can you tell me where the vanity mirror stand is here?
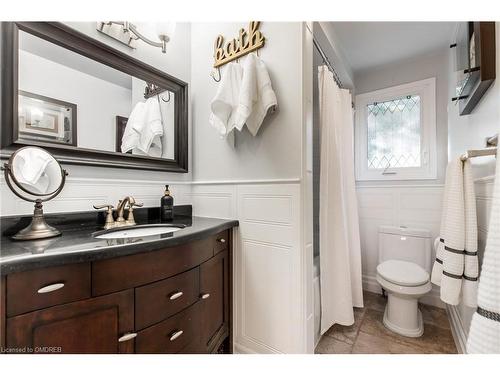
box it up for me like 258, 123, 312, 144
2, 146, 68, 240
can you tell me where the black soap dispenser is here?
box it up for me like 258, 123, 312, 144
160, 185, 174, 222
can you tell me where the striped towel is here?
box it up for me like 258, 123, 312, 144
430, 158, 478, 307
467, 150, 500, 353
462, 160, 479, 307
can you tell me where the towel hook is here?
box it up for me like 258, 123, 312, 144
159, 91, 171, 103
211, 67, 221, 82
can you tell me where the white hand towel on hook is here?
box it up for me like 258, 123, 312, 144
209, 62, 243, 138
234, 53, 277, 136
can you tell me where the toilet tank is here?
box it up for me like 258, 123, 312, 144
378, 226, 432, 272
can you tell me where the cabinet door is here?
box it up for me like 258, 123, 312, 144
6, 290, 134, 354
199, 250, 229, 352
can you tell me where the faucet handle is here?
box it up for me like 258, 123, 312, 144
125, 201, 143, 226
93, 204, 115, 230
93, 204, 114, 211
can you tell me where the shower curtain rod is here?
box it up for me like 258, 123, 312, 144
313, 36, 344, 89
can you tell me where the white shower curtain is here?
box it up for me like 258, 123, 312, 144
318, 65, 364, 334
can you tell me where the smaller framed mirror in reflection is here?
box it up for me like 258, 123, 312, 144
18, 90, 77, 147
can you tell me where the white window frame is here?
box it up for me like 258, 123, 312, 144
355, 77, 437, 181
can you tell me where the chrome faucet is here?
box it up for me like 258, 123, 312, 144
93, 196, 143, 230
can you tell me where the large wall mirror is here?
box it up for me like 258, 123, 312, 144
1, 22, 188, 172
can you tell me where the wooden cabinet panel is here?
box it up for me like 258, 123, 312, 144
6, 263, 91, 317
135, 302, 201, 354
200, 250, 229, 352
6, 290, 134, 354
92, 237, 214, 296
135, 267, 199, 330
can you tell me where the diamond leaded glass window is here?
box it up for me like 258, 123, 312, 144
366, 95, 421, 169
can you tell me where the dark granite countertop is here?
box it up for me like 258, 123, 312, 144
0, 206, 238, 275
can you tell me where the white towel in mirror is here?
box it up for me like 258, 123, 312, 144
12, 148, 53, 194
121, 101, 146, 154
121, 98, 164, 157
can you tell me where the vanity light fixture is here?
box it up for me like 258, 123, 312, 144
97, 22, 175, 53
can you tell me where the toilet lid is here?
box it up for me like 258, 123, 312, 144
377, 260, 429, 287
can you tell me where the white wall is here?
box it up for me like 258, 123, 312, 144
190, 22, 303, 181
354, 50, 449, 185
446, 23, 500, 352
189, 22, 312, 353
353, 50, 450, 307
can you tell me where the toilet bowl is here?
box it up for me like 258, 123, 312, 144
376, 260, 431, 337
376, 226, 432, 338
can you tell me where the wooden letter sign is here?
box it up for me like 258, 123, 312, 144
213, 21, 265, 68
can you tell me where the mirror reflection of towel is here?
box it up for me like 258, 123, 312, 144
13, 148, 53, 194
121, 98, 164, 157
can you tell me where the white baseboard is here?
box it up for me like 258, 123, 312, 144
362, 274, 381, 295
233, 343, 260, 354
446, 305, 467, 354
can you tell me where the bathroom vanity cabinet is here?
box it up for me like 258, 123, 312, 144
1, 229, 232, 354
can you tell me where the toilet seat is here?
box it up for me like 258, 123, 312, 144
377, 260, 429, 287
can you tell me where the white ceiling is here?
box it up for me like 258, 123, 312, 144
325, 22, 456, 73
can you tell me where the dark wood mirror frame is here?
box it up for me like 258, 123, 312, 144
0, 22, 188, 172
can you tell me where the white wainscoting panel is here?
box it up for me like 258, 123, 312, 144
0, 178, 191, 216
356, 184, 444, 307
191, 182, 304, 354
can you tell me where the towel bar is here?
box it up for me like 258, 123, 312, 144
460, 134, 498, 161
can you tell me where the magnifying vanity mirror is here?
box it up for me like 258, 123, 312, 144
2, 146, 68, 240
1, 22, 188, 172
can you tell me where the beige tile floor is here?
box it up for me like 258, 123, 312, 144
315, 291, 458, 354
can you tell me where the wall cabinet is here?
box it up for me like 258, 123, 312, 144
1, 229, 232, 354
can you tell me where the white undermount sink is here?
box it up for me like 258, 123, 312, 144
94, 224, 184, 239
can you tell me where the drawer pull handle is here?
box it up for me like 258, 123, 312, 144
217, 238, 226, 243
169, 291, 184, 300
37, 283, 65, 294
118, 332, 137, 342
201, 293, 210, 299
169, 330, 184, 341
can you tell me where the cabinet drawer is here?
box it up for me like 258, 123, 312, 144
92, 237, 213, 296
135, 302, 201, 354
135, 268, 200, 330
214, 230, 229, 255
6, 263, 91, 317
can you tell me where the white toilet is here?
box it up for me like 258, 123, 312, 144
376, 226, 432, 337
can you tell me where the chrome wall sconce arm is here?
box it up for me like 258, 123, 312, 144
97, 22, 173, 53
